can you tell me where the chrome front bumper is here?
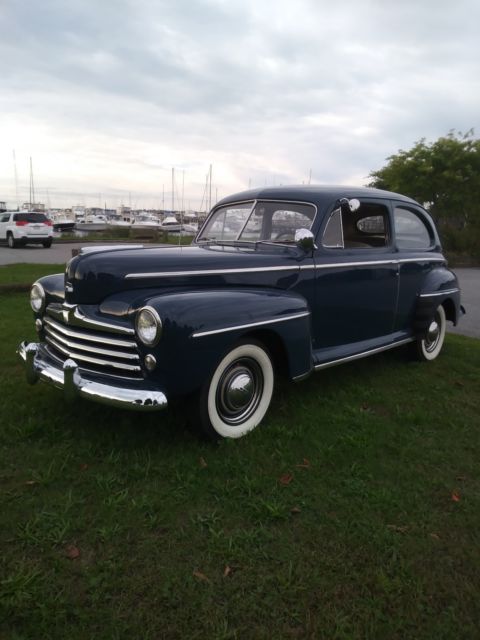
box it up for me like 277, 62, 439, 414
17, 341, 168, 412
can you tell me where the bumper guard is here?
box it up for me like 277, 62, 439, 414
17, 341, 168, 412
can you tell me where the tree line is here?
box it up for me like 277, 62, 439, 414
368, 130, 480, 258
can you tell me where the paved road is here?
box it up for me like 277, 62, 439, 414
1, 244, 478, 338
0, 242, 148, 265
448, 268, 479, 340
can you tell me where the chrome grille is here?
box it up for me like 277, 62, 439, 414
43, 314, 142, 378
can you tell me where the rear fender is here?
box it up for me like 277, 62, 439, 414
413, 266, 462, 335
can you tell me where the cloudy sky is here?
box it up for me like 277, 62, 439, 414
0, 0, 479, 210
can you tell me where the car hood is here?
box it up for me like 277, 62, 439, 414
65, 244, 305, 304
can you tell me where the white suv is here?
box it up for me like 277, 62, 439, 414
0, 212, 53, 248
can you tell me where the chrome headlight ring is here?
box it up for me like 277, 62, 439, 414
135, 306, 162, 346
30, 281, 46, 314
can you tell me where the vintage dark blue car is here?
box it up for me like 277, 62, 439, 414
18, 186, 464, 438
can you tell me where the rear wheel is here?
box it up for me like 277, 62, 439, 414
415, 304, 446, 361
43, 238, 52, 248
7, 233, 17, 248
196, 340, 274, 439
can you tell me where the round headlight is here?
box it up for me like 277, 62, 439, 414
135, 307, 162, 346
30, 282, 45, 313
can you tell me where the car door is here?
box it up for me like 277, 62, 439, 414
311, 198, 399, 351
392, 204, 443, 332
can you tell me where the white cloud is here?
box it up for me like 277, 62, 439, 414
0, 0, 479, 208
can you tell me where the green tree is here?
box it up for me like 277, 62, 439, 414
368, 130, 480, 255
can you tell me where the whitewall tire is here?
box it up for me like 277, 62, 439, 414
199, 341, 274, 439
416, 305, 446, 361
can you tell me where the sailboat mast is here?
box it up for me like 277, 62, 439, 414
208, 164, 212, 212
171, 168, 174, 213
12, 150, 19, 208
181, 169, 185, 214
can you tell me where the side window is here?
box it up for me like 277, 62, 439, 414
322, 208, 344, 247
0, 214, 10, 222
394, 207, 432, 250
322, 202, 390, 249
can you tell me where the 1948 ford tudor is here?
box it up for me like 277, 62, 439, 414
18, 186, 464, 439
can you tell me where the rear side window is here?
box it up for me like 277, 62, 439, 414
13, 213, 48, 223
394, 207, 432, 250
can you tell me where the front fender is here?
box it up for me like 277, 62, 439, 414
141, 288, 312, 395
36, 273, 65, 303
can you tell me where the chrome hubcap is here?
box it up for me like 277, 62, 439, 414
216, 358, 263, 425
226, 372, 254, 408
424, 313, 442, 352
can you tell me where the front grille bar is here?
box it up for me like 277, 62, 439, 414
43, 308, 142, 378
45, 324, 140, 361
45, 335, 142, 373
44, 317, 137, 348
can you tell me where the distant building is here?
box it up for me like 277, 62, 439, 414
22, 202, 45, 212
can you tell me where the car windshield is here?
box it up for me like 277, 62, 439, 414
14, 213, 48, 223
197, 200, 316, 244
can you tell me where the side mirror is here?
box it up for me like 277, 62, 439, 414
339, 198, 361, 213
295, 228, 316, 251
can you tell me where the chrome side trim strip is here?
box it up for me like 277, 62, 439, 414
301, 257, 445, 270
192, 312, 310, 338
125, 257, 446, 279
44, 325, 139, 360
398, 257, 445, 264
301, 259, 396, 270
314, 337, 415, 371
78, 244, 144, 255
419, 288, 459, 298
125, 266, 299, 279
44, 317, 137, 348
45, 335, 142, 372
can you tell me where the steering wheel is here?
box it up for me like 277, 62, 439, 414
274, 232, 294, 242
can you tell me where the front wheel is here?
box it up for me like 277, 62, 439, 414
197, 341, 274, 439
415, 304, 446, 361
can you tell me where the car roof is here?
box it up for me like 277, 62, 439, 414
216, 185, 420, 209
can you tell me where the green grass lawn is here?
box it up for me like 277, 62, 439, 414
0, 264, 64, 289
1, 266, 479, 639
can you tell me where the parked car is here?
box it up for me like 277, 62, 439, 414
18, 186, 464, 438
0, 211, 53, 248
